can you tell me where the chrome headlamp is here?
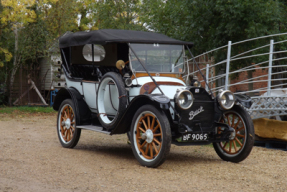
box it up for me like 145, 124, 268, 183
217, 90, 235, 110
175, 89, 194, 110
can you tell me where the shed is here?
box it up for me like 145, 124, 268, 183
39, 41, 66, 91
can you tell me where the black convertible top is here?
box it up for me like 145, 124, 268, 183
59, 29, 193, 48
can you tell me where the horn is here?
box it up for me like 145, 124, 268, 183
116, 60, 125, 70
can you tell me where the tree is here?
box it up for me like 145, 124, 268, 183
1, 0, 37, 105
92, 0, 145, 30
76, 0, 97, 31
141, 0, 287, 92
141, 0, 284, 53
0, 0, 87, 105
42, 0, 79, 37
0, 2, 12, 68
0, 46, 12, 68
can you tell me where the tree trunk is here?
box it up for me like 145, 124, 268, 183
9, 26, 19, 106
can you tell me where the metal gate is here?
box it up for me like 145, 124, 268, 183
185, 33, 287, 119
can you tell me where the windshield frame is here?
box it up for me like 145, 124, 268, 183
129, 43, 186, 74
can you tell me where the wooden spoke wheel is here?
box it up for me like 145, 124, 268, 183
57, 99, 81, 148
130, 105, 171, 168
213, 105, 254, 163
218, 111, 246, 154
135, 113, 162, 160
59, 105, 75, 143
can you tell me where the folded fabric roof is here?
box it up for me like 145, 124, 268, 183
59, 29, 193, 48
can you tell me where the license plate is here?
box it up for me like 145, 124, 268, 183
182, 133, 208, 141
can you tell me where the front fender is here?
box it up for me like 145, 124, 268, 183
111, 94, 171, 134
235, 94, 252, 108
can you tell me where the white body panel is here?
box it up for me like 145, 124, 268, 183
129, 87, 141, 99
81, 81, 119, 115
129, 76, 186, 99
132, 76, 185, 86
66, 75, 185, 119
129, 76, 186, 119
66, 77, 83, 95
151, 85, 184, 99
82, 82, 98, 111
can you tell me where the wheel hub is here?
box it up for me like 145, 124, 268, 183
65, 118, 71, 129
142, 129, 153, 143
229, 128, 236, 140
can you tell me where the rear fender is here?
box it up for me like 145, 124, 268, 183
53, 88, 91, 125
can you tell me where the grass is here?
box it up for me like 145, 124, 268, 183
0, 106, 56, 114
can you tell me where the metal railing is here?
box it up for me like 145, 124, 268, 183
187, 33, 287, 119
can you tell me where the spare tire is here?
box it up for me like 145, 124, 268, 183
96, 72, 127, 129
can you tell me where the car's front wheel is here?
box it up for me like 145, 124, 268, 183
130, 105, 171, 168
57, 99, 81, 148
213, 105, 254, 163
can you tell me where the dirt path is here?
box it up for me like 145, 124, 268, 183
0, 113, 286, 192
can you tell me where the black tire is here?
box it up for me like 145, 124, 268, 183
57, 99, 81, 148
130, 105, 171, 168
213, 105, 254, 163
96, 72, 127, 130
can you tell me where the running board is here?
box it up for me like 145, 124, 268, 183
77, 125, 111, 135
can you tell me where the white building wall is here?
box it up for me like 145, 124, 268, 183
39, 54, 66, 91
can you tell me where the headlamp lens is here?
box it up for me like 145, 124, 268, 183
221, 94, 227, 105
176, 90, 193, 110
218, 90, 235, 110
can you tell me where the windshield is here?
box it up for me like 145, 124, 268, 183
129, 44, 184, 73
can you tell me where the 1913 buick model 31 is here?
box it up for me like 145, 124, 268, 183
53, 29, 254, 168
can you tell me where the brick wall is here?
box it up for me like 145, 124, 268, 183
189, 56, 216, 89
230, 66, 268, 95
190, 57, 268, 95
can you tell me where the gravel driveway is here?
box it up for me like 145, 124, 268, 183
0, 113, 286, 191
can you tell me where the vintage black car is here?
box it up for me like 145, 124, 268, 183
53, 29, 254, 167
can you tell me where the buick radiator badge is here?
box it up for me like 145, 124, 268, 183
189, 106, 204, 120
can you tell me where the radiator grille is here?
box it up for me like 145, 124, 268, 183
176, 87, 215, 131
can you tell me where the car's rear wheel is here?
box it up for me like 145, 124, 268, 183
213, 105, 254, 163
57, 99, 81, 148
130, 105, 171, 168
